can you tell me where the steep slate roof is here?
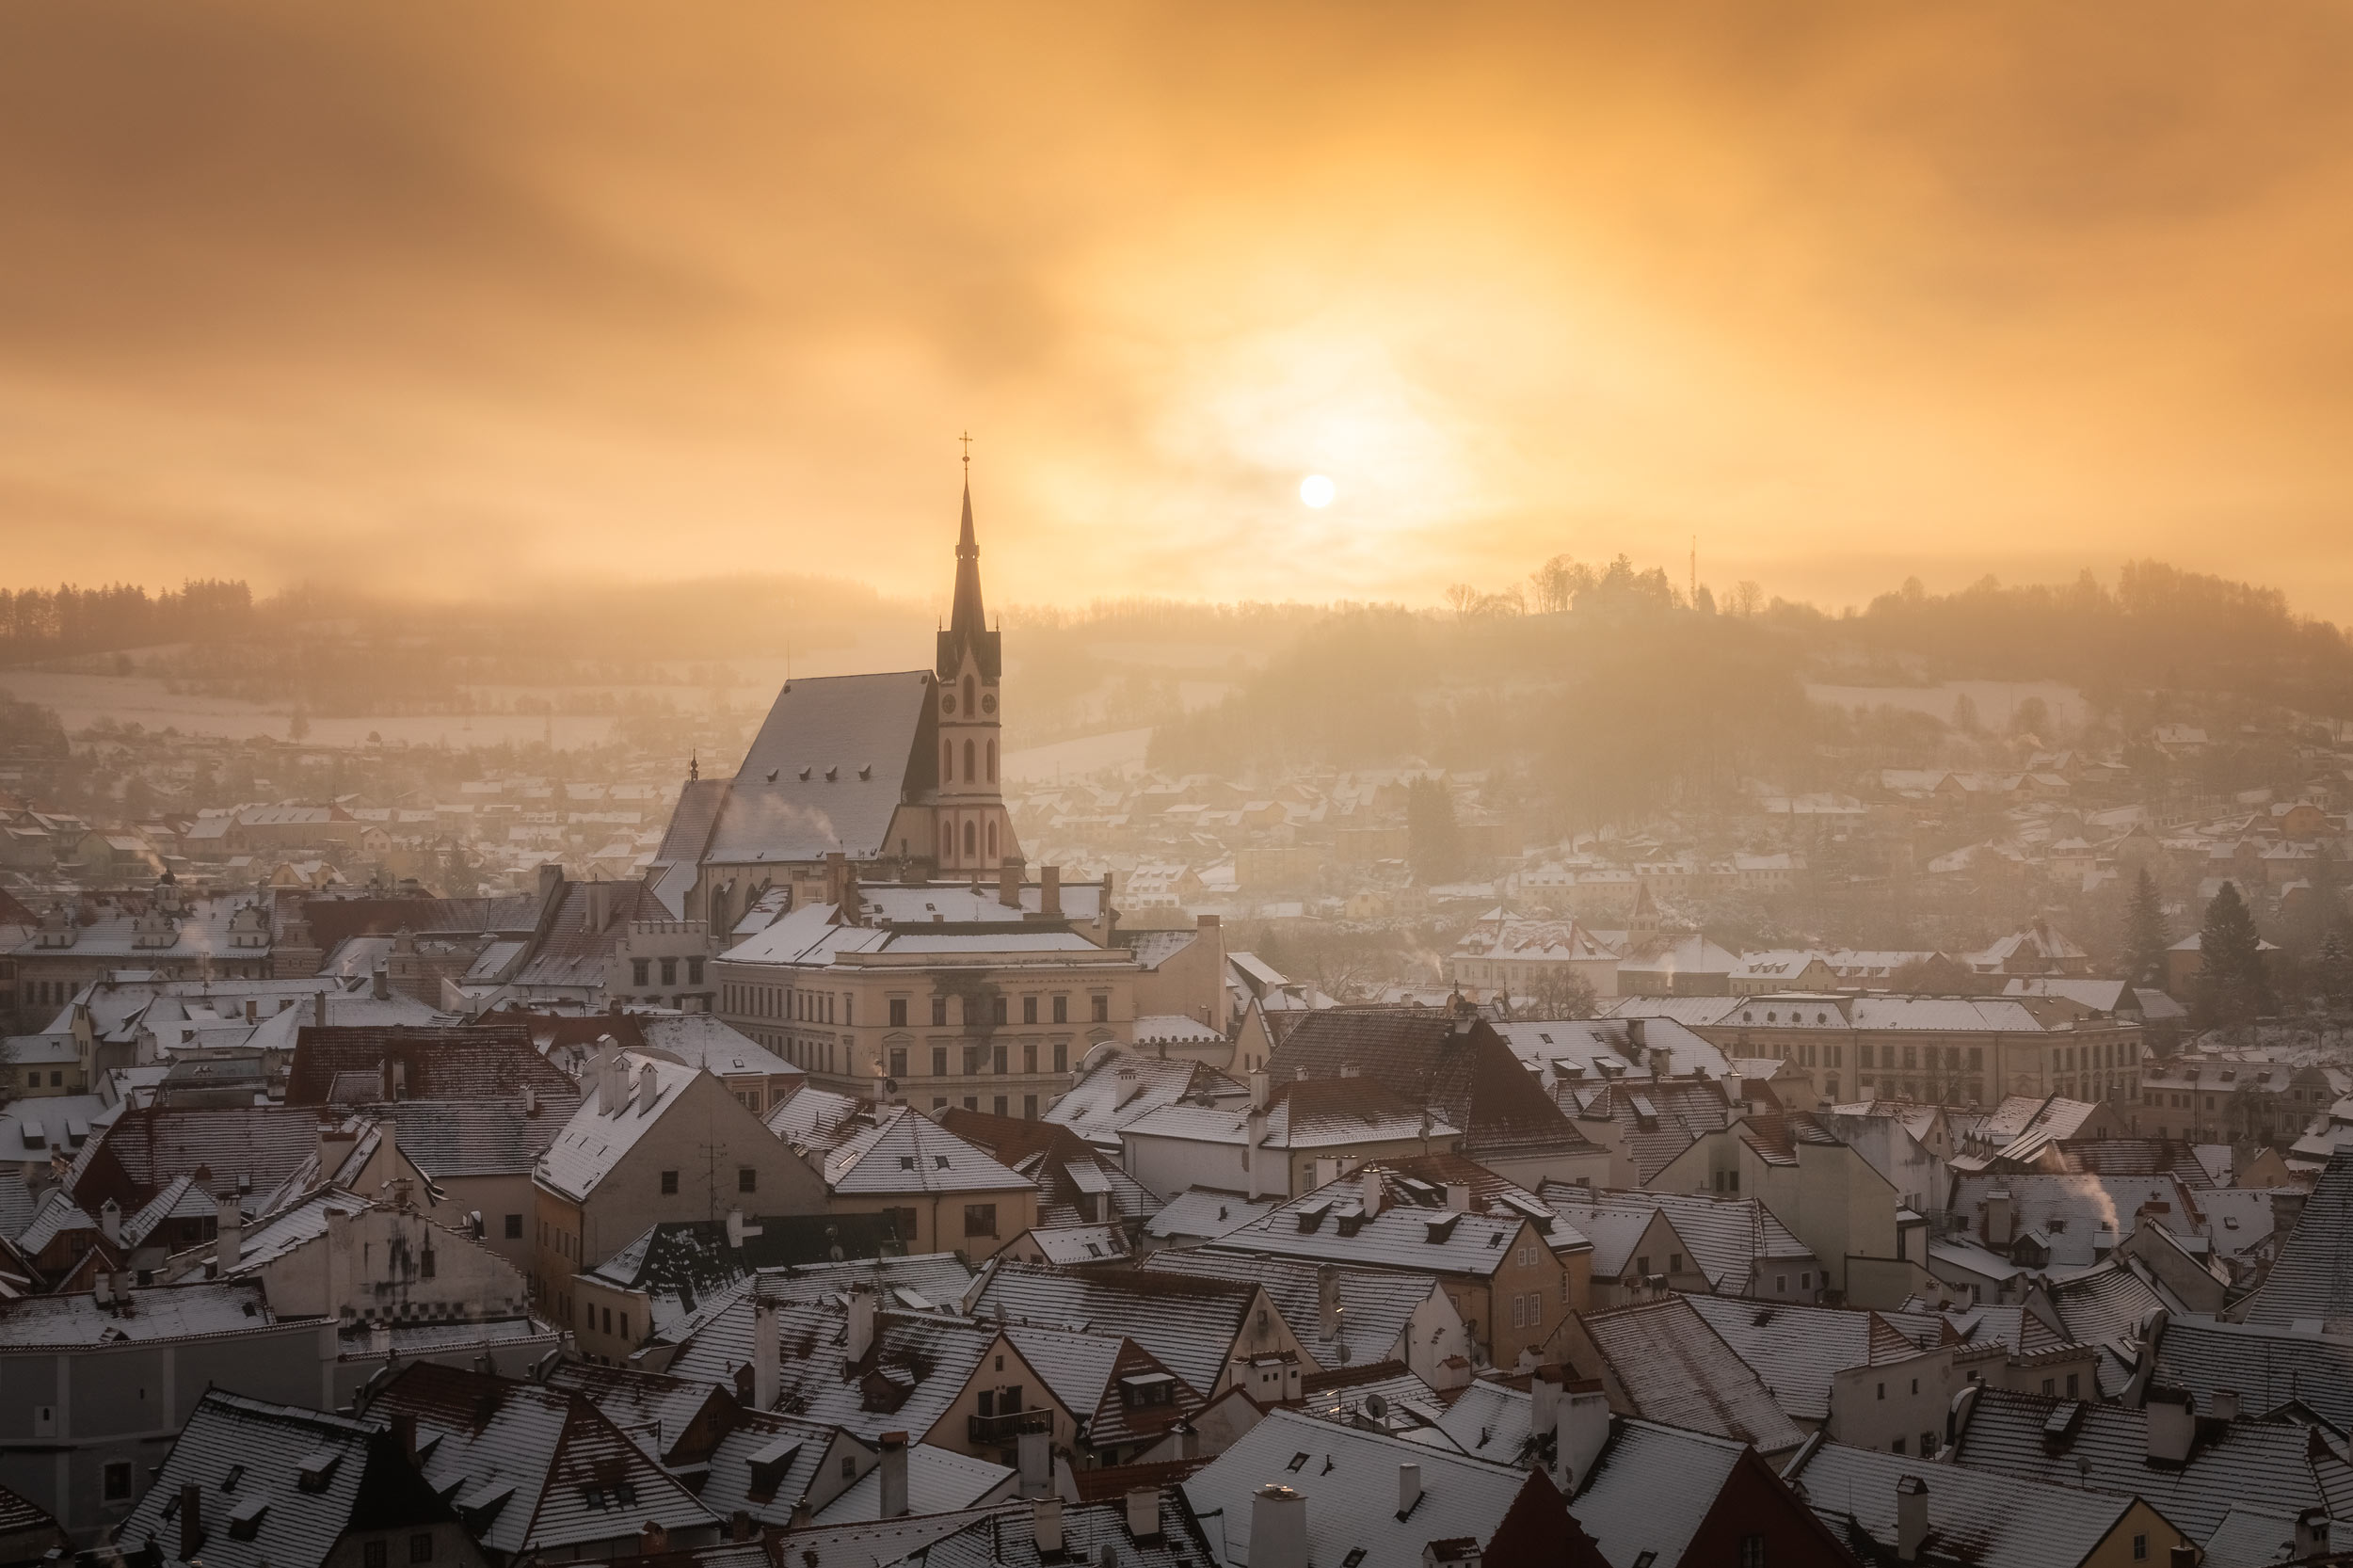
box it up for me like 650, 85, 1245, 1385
1042, 1051, 1245, 1150
2242, 1149, 2353, 1328
579, 1216, 913, 1341
509, 878, 671, 991
1141, 1250, 1445, 1370
1682, 1297, 1918, 1424
369, 1097, 580, 1179
1000, 1323, 1204, 1449
1121, 1076, 1456, 1154
1540, 1184, 1816, 1293
664, 1296, 996, 1441
824, 1107, 1031, 1195
1205, 1171, 1558, 1280
366, 1362, 718, 1557
1574, 1296, 1810, 1454
1266, 1009, 1595, 1162
1949, 1386, 2353, 1543
968, 1261, 1270, 1396
536, 1053, 702, 1202
285, 1024, 578, 1105
635, 1016, 799, 1081
1785, 1438, 2172, 1568
703, 671, 936, 865
1181, 1410, 1533, 1568
936, 1108, 1160, 1228
114, 1391, 456, 1568
66, 1104, 329, 1214
2151, 1316, 2353, 1432
1950, 1174, 2203, 1267
1142, 1189, 1281, 1243
914, 1493, 1217, 1568
1579, 1080, 1737, 1184
1566, 1420, 1751, 1568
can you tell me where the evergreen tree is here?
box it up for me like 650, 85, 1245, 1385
2123, 868, 2171, 988
2318, 928, 2353, 1007
2191, 880, 2273, 1029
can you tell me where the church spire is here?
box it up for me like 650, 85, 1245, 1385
937, 439, 1000, 680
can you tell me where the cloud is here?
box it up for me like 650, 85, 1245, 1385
4, 2, 2352, 615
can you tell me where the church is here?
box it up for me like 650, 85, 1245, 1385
646, 477, 1021, 932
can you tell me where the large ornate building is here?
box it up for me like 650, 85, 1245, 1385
645, 480, 1022, 931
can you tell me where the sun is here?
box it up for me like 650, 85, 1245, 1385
1299, 473, 1336, 508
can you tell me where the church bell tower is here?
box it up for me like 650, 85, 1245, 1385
934, 461, 1016, 873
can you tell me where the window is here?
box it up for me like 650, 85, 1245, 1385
1023, 995, 1038, 1025
889, 1047, 908, 1079
688, 957, 704, 985
994, 1047, 1008, 1075
2133, 1534, 2149, 1561
632, 958, 650, 987
1024, 1095, 1038, 1119
661, 957, 679, 986
367, 1544, 389, 1568
933, 1047, 949, 1077
987, 740, 997, 782
964, 820, 978, 856
1920, 1431, 1937, 1457
1739, 1536, 1765, 1568
2067, 1373, 2080, 1398
889, 999, 908, 1027
1891, 1436, 1905, 1454
1526, 1292, 1541, 1330
104, 1461, 132, 1500
993, 996, 1008, 1025
410, 1534, 434, 1563
1635, 1255, 1649, 1275
1092, 994, 1109, 1023
965, 1204, 999, 1238
993, 1095, 1008, 1116
739, 1167, 758, 1193
1054, 1042, 1068, 1073
661, 1170, 680, 1195
933, 997, 949, 1027
420, 1244, 436, 1279
1052, 995, 1068, 1024
1023, 1043, 1037, 1073
1669, 1253, 1683, 1272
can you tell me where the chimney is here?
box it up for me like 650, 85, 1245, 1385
638, 1522, 668, 1556
215, 1193, 243, 1272
1032, 1497, 1064, 1554
1250, 1070, 1271, 1112
730, 1511, 755, 1544
99, 1198, 121, 1245
595, 1038, 621, 1114
753, 1298, 780, 1409
635, 1060, 659, 1113
2169, 1549, 2197, 1568
1555, 1380, 1610, 1495
1041, 865, 1062, 919
1896, 1476, 1929, 1562
1017, 1421, 1053, 1498
372, 960, 390, 1000
846, 1286, 879, 1366
1359, 1165, 1385, 1217
2145, 1387, 2195, 1464
370, 1320, 392, 1356
1245, 1105, 1268, 1201
2297, 1510, 2331, 1560
392, 1412, 418, 1466
877, 1432, 909, 1519
824, 852, 847, 908
1445, 1182, 1472, 1213
1000, 859, 1023, 909
1397, 1463, 1421, 1518
727, 1208, 746, 1249
1625, 1017, 1646, 1051
538, 862, 565, 905
314, 989, 329, 1028
1984, 1189, 2015, 1249
1529, 1364, 1562, 1432
1197, 913, 1225, 1025
2208, 1387, 2240, 1424
1251, 1484, 1308, 1568
1127, 1486, 1161, 1541
179, 1481, 203, 1561
1317, 1265, 1341, 1339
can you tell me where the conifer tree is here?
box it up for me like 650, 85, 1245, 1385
2123, 867, 2170, 989
2192, 880, 2273, 1028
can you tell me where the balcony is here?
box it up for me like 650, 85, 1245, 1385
968, 1409, 1048, 1447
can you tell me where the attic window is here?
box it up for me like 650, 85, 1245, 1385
221, 1465, 246, 1493
935, 1155, 950, 1169
900, 1157, 916, 1170
1286, 1452, 1310, 1473
227, 1496, 270, 1540
295, 1448, 342, 1492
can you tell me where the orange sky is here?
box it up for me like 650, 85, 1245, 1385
4, 3, 2352, 617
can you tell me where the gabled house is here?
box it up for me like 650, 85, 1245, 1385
819, 1106, 1037, 1259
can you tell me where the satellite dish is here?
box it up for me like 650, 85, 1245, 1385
1365, 1393, 1388, 1419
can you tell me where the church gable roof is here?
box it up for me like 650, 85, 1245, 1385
705, 670, 937, 865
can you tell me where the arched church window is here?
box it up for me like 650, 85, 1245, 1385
964, 739, 976, 781
943, 740, 953, 782
941, 822, 953, 859
986, 820, 998, 859
987, 740, 997, 782
964, 674, 976, 712
964, 820, 978, 857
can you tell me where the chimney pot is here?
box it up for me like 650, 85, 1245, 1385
1396, 1463, 1421, 1518
1041, 865, 1062, 918
179, 1481, 203, 1561
1896, 1475, 1929, 1562
878, 1432, 910, 1520
1032, 1497, 1064, 1554
752, 1299, 780, 1410
1126, 1486, 1160, 1541
1250, 1484, 1308, 1568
